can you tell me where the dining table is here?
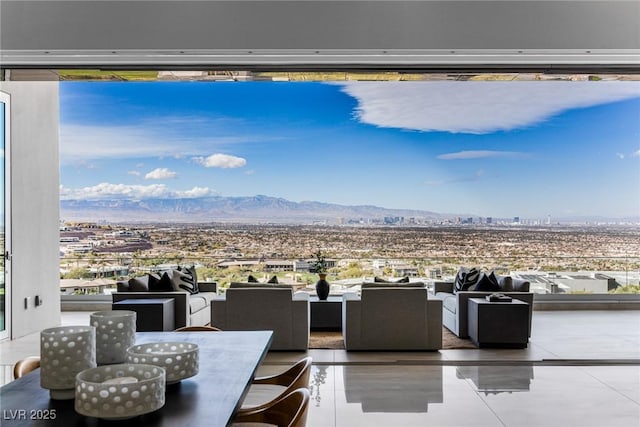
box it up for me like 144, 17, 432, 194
0, 330, 273, 426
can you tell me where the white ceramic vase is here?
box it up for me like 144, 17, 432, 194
90, 310, 137, 365
40, 325, 96, 400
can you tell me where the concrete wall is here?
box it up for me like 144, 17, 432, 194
0, 82, 60, 339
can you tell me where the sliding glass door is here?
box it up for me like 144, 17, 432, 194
0, 91, 10, 341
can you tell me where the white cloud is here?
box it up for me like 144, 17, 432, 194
339, 81, 640, 134
62, 182, 170, 199
60, 120, 261, 163
128, 170, 141, 176
437, 150, 528, 160
632, 150, 640, 158
175, 186, 212, 198
61, 182, 213, 200
616, 153, 625, 160
194, 153, 247, 169
144, 168, 177, 180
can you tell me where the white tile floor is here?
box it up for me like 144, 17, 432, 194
2, 310, 639, 426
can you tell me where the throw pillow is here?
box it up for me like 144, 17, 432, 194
170, 269, 199, 294
151, 272, 175, 292
127, 276, 149, 292
512, 279, 531, 292
470, 272, 501, 292
116, 280, 130, 292
498, 275, 514, 292
180, 265, 198, 286
454, 267, 480, 293
373, 276, 410, 283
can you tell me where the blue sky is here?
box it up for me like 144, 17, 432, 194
60, 81, 640, 219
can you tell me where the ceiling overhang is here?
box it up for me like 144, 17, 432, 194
1, 1, 639, 72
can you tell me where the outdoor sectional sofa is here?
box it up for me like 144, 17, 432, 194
432, 278, 534, 338
113, 270, 217, 328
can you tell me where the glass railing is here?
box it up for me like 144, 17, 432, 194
59, 254, 640, 296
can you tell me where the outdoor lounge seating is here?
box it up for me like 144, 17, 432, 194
113, 270, 217, 328
432, 278, 534, 338
211, 283, 310, 350
342, 283, 443, 351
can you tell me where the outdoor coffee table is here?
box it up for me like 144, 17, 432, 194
113, 298, 175, 331
467, 298, 529, 348
310, 295, 342, 331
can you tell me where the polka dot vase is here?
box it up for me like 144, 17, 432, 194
91, 310, 136, 365
126, 342, 199, 384
40, 325, 96, 400
75, 363, 165, 420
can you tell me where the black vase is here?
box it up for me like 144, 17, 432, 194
315, 274, 330, 300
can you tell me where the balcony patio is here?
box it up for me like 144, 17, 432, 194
2, 309, 638, 426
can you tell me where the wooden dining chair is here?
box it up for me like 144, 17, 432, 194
174, 325, 222, 332
239, 357, 312, 410
232, 388, 310, 427
13, 356, 41, 379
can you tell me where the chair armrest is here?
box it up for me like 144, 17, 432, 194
342, 295, 362, 350
293, 291, 310, 301
211, 296, 227, 329
433, 281, 454, 293
291, 298, 310, 349
342, 292, 359, 301
198, 282, 218, 293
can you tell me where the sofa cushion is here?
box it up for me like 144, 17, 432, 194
512, 279, 531, 292
188, 293, 211, 314
454, 267, 480, 293
373, 276, 409, 283
441, 294, 457, 314
470, 272, 501, 292
498, 275, 514, 291
247, 275, 279, 284
128, 275, 150, 292
163, 269, 198, 294
361, 282, 425, 289
229, 282, 293, 290
152, 272, 176, 292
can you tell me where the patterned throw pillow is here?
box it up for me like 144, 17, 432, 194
454, 267, 481, 293
162, 268, 198, 294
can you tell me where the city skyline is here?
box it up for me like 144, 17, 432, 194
60, 81, 640, 219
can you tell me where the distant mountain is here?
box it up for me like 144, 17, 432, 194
60, 195, 454, 224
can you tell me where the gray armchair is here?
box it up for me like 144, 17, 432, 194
211, 284, 309, 350
342, 283, 442, 351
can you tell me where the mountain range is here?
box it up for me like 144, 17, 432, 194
60, 195, 639, 225
60, 195, 453, 224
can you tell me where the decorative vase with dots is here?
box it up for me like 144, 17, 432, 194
40, 325, 96, 400
91, 310, 137, 365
